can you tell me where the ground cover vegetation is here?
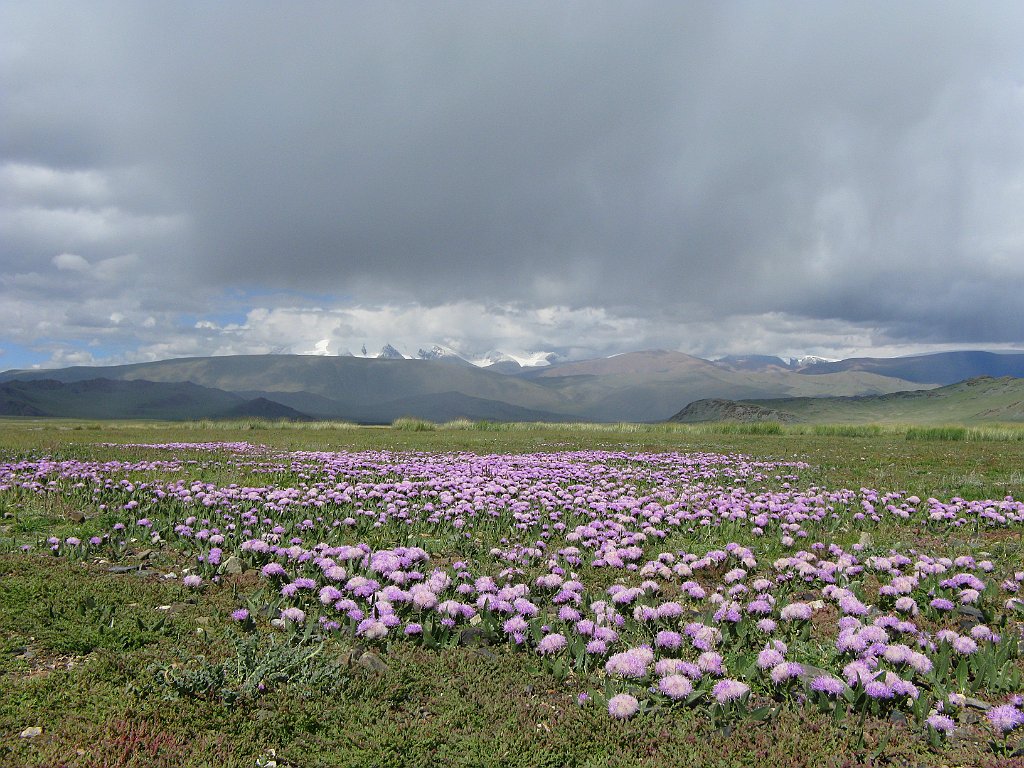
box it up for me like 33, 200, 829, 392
1, 418, 1023, 767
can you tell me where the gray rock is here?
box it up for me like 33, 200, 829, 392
20, 727, 43, 739
888, 711, 907, 726
356, 651, 388, 674
107, 565, 141, 574
964, 696, 991, 711
458, 627, 490, 647
220, 555, 244, 575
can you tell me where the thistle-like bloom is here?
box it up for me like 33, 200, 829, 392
711, 679, 749, 704
607, 693, 640, 719
605, 648, 653, 679
356, 618, 388, 640
987, 704, 1024, 733
810, 676, 845, 696
780, 602, 812, 621
655, 630, 683, 650
182, 574, 202, 588
261, 562, 287, 579
770, 662, 803, 685
658, 674, 693, 700
863, 680, 894, 700
537, 633, 568, 655
280, 607, 305, 625
951, 636, 978, 655
757, 648, 785, 669
906, 652, 933, 675
926, 713, 955, 734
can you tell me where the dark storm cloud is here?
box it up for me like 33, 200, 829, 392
2, 1, 1024, 367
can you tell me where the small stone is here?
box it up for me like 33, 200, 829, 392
20, 726, 43, 739
356, 651, 388, 674
66, 510, 86, 523
220, 555, 244, 575
107, 565, 139, 574
458, 627, 489, 647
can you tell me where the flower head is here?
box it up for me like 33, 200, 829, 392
607, 693, 640, 719
712, 678, 749, 704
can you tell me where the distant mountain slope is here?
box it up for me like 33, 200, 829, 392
669, 376, 1024, 425
0, 379, 311, 420
796, 351, 1024, 384
670, 399, 798, 423
4, 349, 1013, 423
523, 350, 931, 421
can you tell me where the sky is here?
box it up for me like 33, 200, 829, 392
2, 2, 1024, 370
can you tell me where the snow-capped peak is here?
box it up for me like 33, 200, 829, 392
471, 350, 559, 368
377, 344, 406, 360
791, 355, 833, 367
417, 344, 459, 361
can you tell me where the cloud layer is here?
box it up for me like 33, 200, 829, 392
3, 2, 1024, 368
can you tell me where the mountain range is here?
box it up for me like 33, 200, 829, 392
1, 349, 1023, 423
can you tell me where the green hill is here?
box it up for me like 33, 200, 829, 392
669, 376, 1024, 425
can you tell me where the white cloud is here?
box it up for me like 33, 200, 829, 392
52, 252, 89, 271
0, 162, 111, 205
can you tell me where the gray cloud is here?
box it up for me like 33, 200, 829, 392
2, 2, 1024, 368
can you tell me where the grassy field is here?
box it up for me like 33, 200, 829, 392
1, 418, 1023, 767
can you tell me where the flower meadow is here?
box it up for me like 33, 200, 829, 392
3, 440, 1024, 759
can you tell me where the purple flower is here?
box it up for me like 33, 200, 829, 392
810, 676, 845, 696
712, 679, 749, 704
863, 680, 894, 700
182, 574, 202, 589
655, 630, 683, 650
280, 607, 305, 625
926, 713, 955, 734
356, 618, 388, 640
607, 693, 640, 719
757, 648, 785, 669
230, 608, 250, 622
658, 674, 694, 700
987, 704, 1024, 734
605, 648, 653, 679
780, 602, 813, 621
770, 662, 803, 685
261, 562, 288, 579
537, 633, 568, 655
951, 636, 978, 655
